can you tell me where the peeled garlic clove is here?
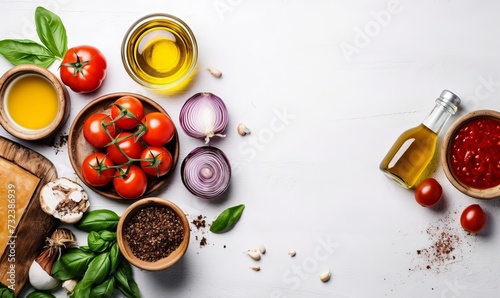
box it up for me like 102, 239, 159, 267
258, 243, 266, 254
28, 259, 59, 290
62, 279, 78, 295
250, 266, 261, 271
207, 67, 222, 78
246, 250, 261, 261
237, 123, 251, 136
40, 177, 89, 224
288, 249, 296, 257
319, 269, 331, 282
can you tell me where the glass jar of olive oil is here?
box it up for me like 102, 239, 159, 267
380, 90, 461, 188
121, 14, 198, 90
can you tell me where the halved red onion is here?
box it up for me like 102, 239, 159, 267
179, 92, 228, 144
181, 146, 231, 200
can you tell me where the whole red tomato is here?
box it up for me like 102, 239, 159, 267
111, 96, 145, 130
106, 132, 143, 164
113, 165, 148, 199
140, 146, 173, 177
141, 112, 175, 146
60, 45, 107, 93
81, 152, 115, 187
83, 113, 117, 148
414, 178, 443, 207
460, 204, 487, 234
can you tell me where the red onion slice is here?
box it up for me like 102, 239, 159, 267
181, 146, 231, 200
179, 92, 228, 144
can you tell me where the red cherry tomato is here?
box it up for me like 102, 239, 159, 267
83, 113, 117, 148
414, 178, 443, 207
460, 204, 487, 234
106, 132, 143, 164
113, 165, 148, 199
81, 152, 115, 187
141, 112, 175, 146
110, 96, 145, 130
140, 146, 173, 177
60, 45, 107, 93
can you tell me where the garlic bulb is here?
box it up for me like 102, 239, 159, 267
40, 177, 89, 223
29, 228, 77, 290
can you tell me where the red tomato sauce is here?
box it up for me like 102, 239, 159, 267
450, 117, 500, 189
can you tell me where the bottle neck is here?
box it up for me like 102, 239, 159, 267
422, 101, 455, 134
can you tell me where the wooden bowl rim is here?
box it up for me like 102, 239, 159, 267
0, 64, 70, 140
116, 197, 190, 271
67, 92, 179, 200
441, 109, 500, 199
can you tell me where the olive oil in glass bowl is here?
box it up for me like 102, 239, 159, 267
121, 14, 198, 91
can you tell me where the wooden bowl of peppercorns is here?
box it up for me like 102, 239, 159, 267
117, 197, 190, 271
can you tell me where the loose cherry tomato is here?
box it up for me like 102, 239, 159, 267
60, 45, 107, 93
81, 152, 115, 187
106, 132, 143, 164
113, 165, 148, 199
414, 178, 443, 207
83, 113, 117, 148
110, 96, 145, 130
141, 112, 175, 146
140, 146, 173, 177
460, 204, 487, 234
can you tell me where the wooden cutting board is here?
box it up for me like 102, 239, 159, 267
0, 136, 59, 295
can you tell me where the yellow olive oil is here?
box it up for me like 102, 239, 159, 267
125, 18, 196, 87
6, 74, 59, 130
379, 124, 437, 188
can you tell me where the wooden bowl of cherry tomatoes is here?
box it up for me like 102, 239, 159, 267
68, 92, 179, 200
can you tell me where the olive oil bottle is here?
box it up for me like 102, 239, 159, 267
380, 90, 461, 188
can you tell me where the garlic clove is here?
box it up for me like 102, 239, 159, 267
288, 249, 296, 257
40, 177, 89, 224
237, 123, 251, 136
62, 279, 78, 295
207, 67, 222, 78
28, 259, 60, 290
246, 250, 261, 261
250, 266, 261, 271
319, 269, 331, 282
258, 243, 266, 254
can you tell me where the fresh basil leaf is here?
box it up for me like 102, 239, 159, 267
0, 283, 15, 298
52, 248, 96, 280
83, 252, 111, 286
75, 209, 120, 232
0, 39, 55, 67
100, 230, 117, 242
26, 291, 56, 298
73, 280, 92, 298
109, 242, 123, 274
114, 261, 140, 298
90, 276, 115, 298
88, 231, 109, 253
35, 6, 67, 58
210, 204, 245, 233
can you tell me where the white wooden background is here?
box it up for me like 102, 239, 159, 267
1, 1, 500, 297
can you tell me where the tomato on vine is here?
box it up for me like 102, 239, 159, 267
113, 165, 148, 199
111, 96, 145, 130
81, 152, 115, 187
140, 146, 173, 177
60, 45, 107, 93
83, 113, 116, 148
141, 112, 175, 146
106, 131, 143, 164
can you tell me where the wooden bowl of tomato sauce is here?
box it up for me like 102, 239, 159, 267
441, 109, 500, 199
68, 92, 179, 200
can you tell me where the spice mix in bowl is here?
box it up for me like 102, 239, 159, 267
117, 197, 190, 271
441, 109, 500, 199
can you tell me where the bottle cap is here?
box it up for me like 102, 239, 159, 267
438, 89, 461, 113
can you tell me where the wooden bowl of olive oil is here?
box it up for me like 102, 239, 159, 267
0, 65, 70, 141
121, 13, 198, 91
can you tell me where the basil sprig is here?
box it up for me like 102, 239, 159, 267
0, 6, 67, 67
0, 283, 15, 298
210, 204, 245, 233
52, 209, 140, 298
